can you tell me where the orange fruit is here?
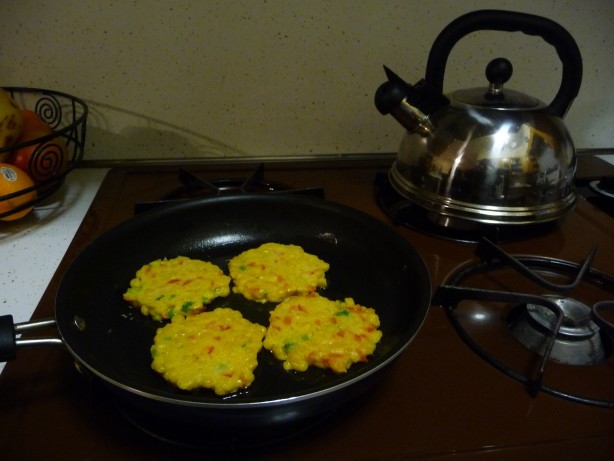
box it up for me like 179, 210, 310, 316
0, 163, 37, 221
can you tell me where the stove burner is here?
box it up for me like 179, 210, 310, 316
374, 173, 559, 243
509, 295, 606, 366
434, 239, 614, 408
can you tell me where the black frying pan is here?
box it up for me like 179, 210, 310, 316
2, 194, 430, 434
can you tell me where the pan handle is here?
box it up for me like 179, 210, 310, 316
0, 315, 64, 362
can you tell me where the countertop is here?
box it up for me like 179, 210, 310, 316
0, 168, 109, 374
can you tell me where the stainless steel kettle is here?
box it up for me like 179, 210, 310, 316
375, 10, 583, 226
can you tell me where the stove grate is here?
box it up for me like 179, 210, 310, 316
134, 163, 325, 214
434, 239, 614, 408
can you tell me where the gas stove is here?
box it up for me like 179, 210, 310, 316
0, 155, 613, 460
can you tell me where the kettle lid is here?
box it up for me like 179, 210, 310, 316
453, 57, 543, 110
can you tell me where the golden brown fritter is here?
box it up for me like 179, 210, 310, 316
123, 256, 231, 320
228, 243, 329, 303
150, 308, 266, 395
263, 294, 382, 373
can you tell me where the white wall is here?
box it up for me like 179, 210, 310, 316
1, 0, 612, 161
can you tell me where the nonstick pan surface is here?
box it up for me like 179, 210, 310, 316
55, 194, 431, 409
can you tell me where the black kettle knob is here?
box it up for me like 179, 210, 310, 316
485, 58, 513, 85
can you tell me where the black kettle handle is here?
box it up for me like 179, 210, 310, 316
424, 10, 582, 118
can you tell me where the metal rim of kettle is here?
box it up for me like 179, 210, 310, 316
389, 163, 577, 225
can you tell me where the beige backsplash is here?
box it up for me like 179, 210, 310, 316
1, 0, 612, 162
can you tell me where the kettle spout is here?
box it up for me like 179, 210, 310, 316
374, 65, 449, 135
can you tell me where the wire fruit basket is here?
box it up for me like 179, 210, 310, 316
0, 87, 88, 220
